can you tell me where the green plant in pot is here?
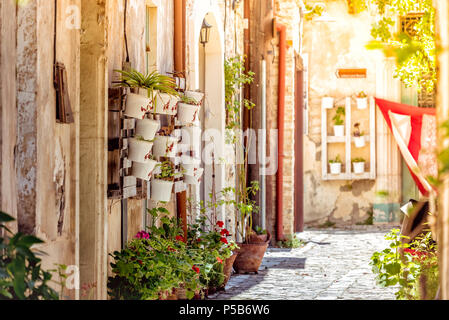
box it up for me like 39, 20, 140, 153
115, 69, 179, 116
188, 194, 239, 292
333, 106, 345, 137
150, 161, 176, 203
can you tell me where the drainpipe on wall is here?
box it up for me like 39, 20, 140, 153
174, 0, 188, 242
260, 59, 267, 231
276, 23, 286, 242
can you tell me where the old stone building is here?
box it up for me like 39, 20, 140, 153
0, 0, 245, 300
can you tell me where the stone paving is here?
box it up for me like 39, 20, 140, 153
210, 226, 399, 300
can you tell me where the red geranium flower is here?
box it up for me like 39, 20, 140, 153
220, 237, 228, 244
176, 235, 185, 242
197, 238, 202, 242
217, 221, 224, 228
216, 257, 223, 264
220, 228, 230, 237
192, 265, 200, 274
137, 260, 143, 265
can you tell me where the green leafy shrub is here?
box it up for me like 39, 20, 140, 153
370, 228, 439, 300
0, 212, 59, 300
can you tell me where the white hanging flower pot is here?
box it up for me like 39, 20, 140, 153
181, 126, 202, 151
322, 97, 334, 109
334, 125, 345, 137
177, 103, 200, 125
153, 135, 178, 158
124, 93, 153, 119
329, 162, 342, 175
180, 155, 201, 176
151, 179, 174, 202
184, 91, 204, 105
131, 160, 158, 181
154, 92, 180, 115
184, 168, 204, 185
356, 97, 368, 109
135, 119, 160, 141
353, 162, 365, 174
354, 136, 366, 148
128, 138, 154, 163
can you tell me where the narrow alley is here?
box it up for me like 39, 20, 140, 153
211, 226, 397, 300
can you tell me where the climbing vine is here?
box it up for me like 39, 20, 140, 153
366, 0, 436, 92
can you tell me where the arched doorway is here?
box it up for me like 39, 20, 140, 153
187, 4, 226, 223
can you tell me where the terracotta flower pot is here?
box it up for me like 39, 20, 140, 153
233, 233, 271, 274
219, 252, 238, 290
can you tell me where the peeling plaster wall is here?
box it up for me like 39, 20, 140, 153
13, 0, 81, 299
0, 0, 18, 230
302, 0, 396, 226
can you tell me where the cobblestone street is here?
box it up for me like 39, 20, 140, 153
210, 226, 399, 300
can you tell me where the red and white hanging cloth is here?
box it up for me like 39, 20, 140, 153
375, 98, 438, 197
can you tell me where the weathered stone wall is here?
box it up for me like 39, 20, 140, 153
302, 0, 400, 226
12, 0, 81, 299
0, 0, 18, 231
264, 0, 302, 238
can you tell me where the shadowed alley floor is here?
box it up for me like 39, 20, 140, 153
210, 226, 398, 300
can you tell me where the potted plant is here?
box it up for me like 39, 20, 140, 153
131, 158, 158, 181
128, 137, 154, 163
356, 91, 368, 109
135, 118, 160, 142
184, 168, 204, 185
115, 69, 180, 116
219, 182, 271, 274
153, 135, 178, 158
186, 209, 239, 293
332, 106, 345, 137
180, 155, 201, 176
184, 91, 205, 104
123, 93, 153, 120
151, 161, 175, 202
353, 122, 366, 148
177, 94, 202, 125
329, 155, 342, 175
322, 96, 334, 109
352, 157, 366, 174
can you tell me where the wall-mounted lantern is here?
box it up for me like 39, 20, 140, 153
200, 18, 212, 47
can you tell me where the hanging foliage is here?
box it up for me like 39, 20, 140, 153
366, 0, 436, 92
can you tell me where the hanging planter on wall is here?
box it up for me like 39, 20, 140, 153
184, 91, 204, 105
184, 168, 204, 185
153, 135, 178, 158
177, 103, 200, 125
180, 155, 201, 176
135, 118, 160, 141
128, 138, 154, 163
131, 160, 158, 181
124, 93, 152, 119
151, 179, 174, 202
154, 92, 180, 115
